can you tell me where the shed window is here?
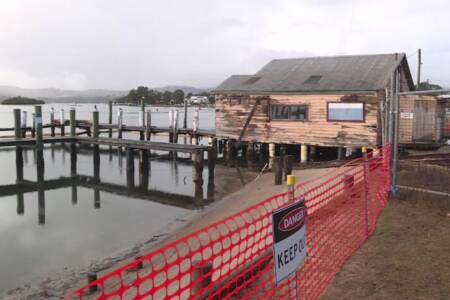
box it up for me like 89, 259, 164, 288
271, 105, 308, 120
327, 102, 364, 122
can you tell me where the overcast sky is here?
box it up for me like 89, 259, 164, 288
0, 0, 449, 90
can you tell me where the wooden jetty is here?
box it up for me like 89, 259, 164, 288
2, 105, 219, 203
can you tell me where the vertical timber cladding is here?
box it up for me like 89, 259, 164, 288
399, 95, 443, 144
215, 93, 381, 148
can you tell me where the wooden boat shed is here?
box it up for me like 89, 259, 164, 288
213, 53, 446, 160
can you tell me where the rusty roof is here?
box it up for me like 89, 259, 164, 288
214, 53, 414, 93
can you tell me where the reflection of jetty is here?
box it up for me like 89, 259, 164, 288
7, 142, 214, 225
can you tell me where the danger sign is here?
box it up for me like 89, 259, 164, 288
272, 200, 307, 284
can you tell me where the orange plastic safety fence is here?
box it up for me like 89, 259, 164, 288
66, 146, 391, 300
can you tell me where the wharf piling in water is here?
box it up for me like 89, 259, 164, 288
14, 109, 21, 140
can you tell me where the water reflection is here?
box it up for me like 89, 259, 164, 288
0, 142, 216, 293
5, 143, 214, 226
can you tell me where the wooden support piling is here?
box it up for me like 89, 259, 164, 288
193, 150, 204, 202
60, 109, 65, 136
70, 108, 76, 137
140, 100, 145, 140
173, 110, 179, 144
31, 113, 36, 138
183, 99, 188, 128
337, 147, 345, 160
126, 147, 135, 189
70, 143, 77, 176
50, 108, 55, 137
273, 156, 283, 185
108, 101, 113, 138
92, 110, 99, 138
139, 149, 149, 190
21, 111, 27, 137
284, 155, 294, 180
16, 146, 24, 214
36, 149, 45, 225
35, 106, 43, 150
145, 110, 151, 140
207, 138, 217, 201
226, 139, 237, 161
117, 108, 123, 139
300, 145, 308, 163
13, 108, 21, 139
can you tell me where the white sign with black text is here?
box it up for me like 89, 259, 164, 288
272, 200, 307, 284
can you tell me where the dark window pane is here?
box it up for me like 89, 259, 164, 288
290, 106, 307, 120
271, 106, 289, 119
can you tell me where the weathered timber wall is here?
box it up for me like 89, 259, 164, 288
215, 93, 381, 148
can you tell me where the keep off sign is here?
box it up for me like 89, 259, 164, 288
272, 200, 307, 284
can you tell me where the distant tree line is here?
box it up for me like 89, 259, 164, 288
115, 86, 213, 105
2, 96, 45, 105
416, 80, 442, 91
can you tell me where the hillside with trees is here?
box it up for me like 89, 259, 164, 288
116, 86, 213, 105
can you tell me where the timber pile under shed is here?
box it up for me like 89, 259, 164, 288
213, 53, 446, 161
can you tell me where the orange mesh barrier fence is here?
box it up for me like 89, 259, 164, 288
66, 145, 391, 300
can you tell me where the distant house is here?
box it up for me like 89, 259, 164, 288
213, 53, 446, 156
188, 96, 209, 105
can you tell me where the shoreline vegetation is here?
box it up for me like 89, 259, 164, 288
2, 96, 45, 105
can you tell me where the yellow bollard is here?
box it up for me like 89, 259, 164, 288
287, 175, 296, 202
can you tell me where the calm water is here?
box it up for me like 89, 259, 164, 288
0, 103, 215, 294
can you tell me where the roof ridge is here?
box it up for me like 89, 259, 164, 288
271, 53, 406, 61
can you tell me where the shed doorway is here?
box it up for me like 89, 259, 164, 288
413, 100, 435, 142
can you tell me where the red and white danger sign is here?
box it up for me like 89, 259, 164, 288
272, 200, 307, 284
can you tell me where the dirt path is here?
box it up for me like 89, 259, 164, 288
321, 167, 450, 300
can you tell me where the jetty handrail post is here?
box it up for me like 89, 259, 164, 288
59, 109, 65, 136
31, 113, 36, 138
70, 107, 76, 137
13, 108, 21, 140
145, 110, 151, 140
21, 110, 27, 137
140, 100, 145, 140
287, 174, 295, 202
35, 106, 43, 150
117, 108, 123, 139
108, 101, 113, 138
92, 110, 99, 138
50, 107, 55, 137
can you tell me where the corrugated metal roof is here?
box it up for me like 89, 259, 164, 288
215, 53, 413, 93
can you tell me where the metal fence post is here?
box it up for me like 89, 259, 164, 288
362, 147, 370, 237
